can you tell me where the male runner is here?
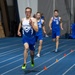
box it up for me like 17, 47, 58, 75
17, 7, 38, 69
36, 12, 46, 57
49, 10, 63, 52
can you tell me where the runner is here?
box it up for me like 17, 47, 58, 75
49, 10, 63, 52
17, 7, 38, 69
36, 12, 45, 57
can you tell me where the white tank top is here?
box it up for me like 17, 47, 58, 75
22, 18, 35, 37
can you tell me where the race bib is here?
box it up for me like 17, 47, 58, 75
56, 20, 59, 25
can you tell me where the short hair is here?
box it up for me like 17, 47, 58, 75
36, 12, 41, 16
54, 9, 59, 13
25, 7, 32, 12
33, 14, 36, 18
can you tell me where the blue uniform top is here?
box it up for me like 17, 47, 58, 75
22, 18, 35, 38
52, 17, 60, 32
36, 19, 43, 36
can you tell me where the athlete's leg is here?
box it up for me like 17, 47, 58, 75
55, 30, 60, 52
52, 31, 57, 52
30, 50, 35, 67
52, 31, 56, 42
56, 36, 60, 49
24, 43, 29, 64
34, 36, 38, 48
29, 44, 35, 67
37, 35, 43, 57
22, 43, 29, 69
37, 40, 43, 57
52, 31, 56, 41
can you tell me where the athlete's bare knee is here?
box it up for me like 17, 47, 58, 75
39, 40, 43, 46
39, 43, 42, 47
24, 43, 29, 53
56, 36, 59, 42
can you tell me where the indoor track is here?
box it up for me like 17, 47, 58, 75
0, 37, 75, 75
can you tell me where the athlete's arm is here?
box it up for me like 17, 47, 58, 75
17, 20, 22, 36
42, 20, 47, 34
60, 17, 63, 30
49, 17, 53, 30
30, 18, 38, 32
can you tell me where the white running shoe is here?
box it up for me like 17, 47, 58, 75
45, 35, 49, 37
55, 49, 58, 53
37, 54, 40, 57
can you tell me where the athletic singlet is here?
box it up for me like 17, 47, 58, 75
22, 18, 35, 37
52, 17, 60, 31
36, 19, 43, 36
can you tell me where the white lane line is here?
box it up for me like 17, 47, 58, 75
62, 64, 75, 75
35, 50, 75, 75
0, 44, 67, 69
0, 54, 23, 64
0, 44, 21, 49
0, 58, 23, 69
0, 50, 22, 57
0, 47, 23, 57
0, 41, 66, 64
0, 44, 68, 75
31, 46, 74, 70
0, 40, 21, 45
